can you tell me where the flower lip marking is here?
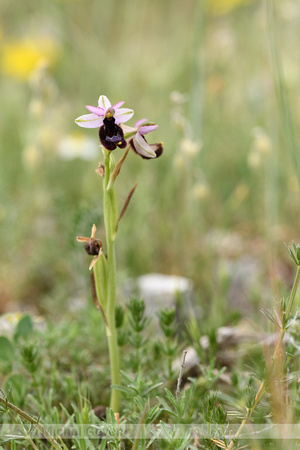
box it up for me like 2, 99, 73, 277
99, 117, 127, 151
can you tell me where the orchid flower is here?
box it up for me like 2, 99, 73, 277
76, 224, 103, 270
122, 119, 163, 159
75, 95, 134, 151
75, 95, 134, 128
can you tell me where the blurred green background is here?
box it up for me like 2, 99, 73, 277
1, 0, 300, 319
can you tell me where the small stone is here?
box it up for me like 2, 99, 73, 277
172, 346, 199, 373
124, 273, 194, 320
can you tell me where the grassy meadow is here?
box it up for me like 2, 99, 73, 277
1, 0, 300, 448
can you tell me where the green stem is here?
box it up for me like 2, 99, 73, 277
227, 381, 266, 449
103, 150, 121, 412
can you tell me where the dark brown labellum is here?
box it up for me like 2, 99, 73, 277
84, 239, 102, 256
99, 117, 127, 150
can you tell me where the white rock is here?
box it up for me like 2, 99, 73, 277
124, 273, 194, 318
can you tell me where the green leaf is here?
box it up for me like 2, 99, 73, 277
144, 382, 163, 396
108, 408, 118, 425
164, 388, 178, 410
133, 396, 144, 412
0, 336, 15, 363
14, 315, 33, 341
99, 440, 107, 450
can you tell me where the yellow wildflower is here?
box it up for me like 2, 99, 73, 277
1, 37, 58, 80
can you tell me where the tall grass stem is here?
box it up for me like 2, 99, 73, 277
227, 264, 300, 449
266, 0, 300, 183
